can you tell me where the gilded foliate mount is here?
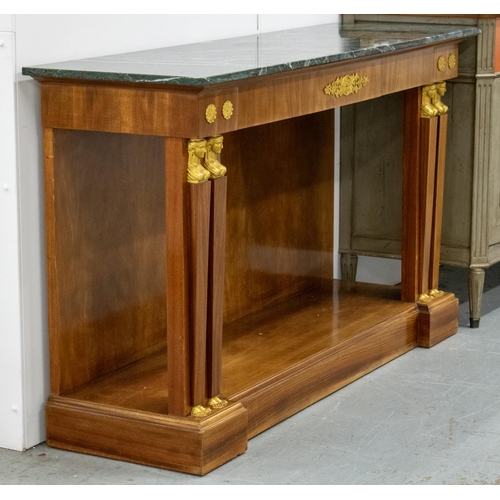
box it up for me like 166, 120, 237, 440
324, 73, 369, 98
191, 405, 212, 417
418, 289, 445, 303
190, 396, 228, 417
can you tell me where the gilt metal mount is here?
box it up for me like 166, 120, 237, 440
323, 73, 369, 98
421, 82, 448, 118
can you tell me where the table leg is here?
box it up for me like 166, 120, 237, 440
469, 267, 485, 328
402, 85, 458, 347
402, 87, 423, 303
206, 176, 227, 408
188, 181, 212, 416
428, 113, 448, 290
165, 137, 191, 416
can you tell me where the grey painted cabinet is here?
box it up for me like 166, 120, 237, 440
340, 15, 500, 327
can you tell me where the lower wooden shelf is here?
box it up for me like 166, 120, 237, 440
46, 280, 428, 474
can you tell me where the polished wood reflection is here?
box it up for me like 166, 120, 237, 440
64, 280, 414, 420
223, 111, 335, 324
52, 130, 166, 393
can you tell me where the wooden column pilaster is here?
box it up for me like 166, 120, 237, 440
206, 176, 227, 402
188, 182, 212, 413
402, 86, 458, 347
429, 113, 448, 290
402, 87, 422, 303
165, 138, 191, 416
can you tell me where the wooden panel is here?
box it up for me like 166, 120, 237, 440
40, 44, 459, 138
198, 89, 239, 138
41, 82, 199, 137
432, 45, 459, 82
223, 111, 335, 324
46, 396, 248, 475
441, 82, 473, 254
233, 46, 456, 131
65, 351, 168, 413
52, 130, 166, 393
44, 128, 61, 393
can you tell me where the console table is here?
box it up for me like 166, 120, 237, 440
23, 22, 479, 475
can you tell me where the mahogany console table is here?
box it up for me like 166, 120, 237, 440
23, 22, 479, 475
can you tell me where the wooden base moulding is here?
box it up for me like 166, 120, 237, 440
43, 281, 459, 475
46, 397, 248, 476
417, 292, 459, 348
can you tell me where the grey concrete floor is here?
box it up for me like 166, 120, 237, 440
2, 264, 500, 485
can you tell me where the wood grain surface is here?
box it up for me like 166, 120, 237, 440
187, 183, 211, 408
207, 177, 227, 399
417, 292, 459, 347
46, 395, 248, 475
429, 114, 448, 289
51, 130, 166, 393
165, 138, 191, 416
39, 44, 458, 139
222, 111, 335, 324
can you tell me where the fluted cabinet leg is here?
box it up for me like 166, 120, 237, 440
469, 267, 485, 328
340, 253, 358, 281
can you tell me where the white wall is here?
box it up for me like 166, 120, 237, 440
0, 30, 24, 451
0, 14, 13, 31
1, 14, 340, 451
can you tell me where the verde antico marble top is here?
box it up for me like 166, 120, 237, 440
22, 22, 480, 86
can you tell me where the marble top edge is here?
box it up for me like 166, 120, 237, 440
22, 22, 481, 87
